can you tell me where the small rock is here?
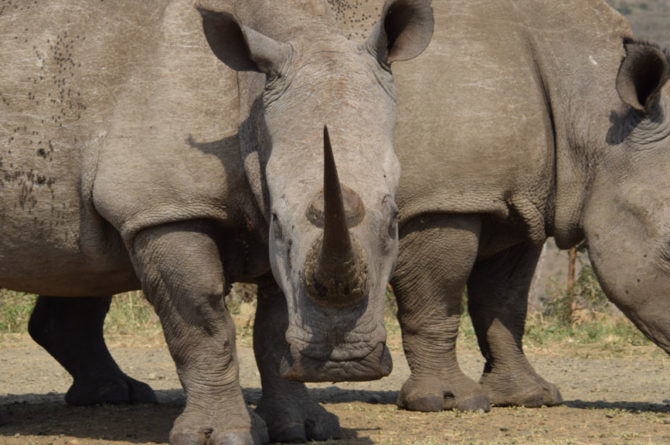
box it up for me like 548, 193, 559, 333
662, 418, 670, 425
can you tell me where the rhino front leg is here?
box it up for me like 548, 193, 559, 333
28, 295, 156, 405
392, 214, 489, 412
252, 278, 341, 443
467, 242, 562, 407
132, 221, 268, 445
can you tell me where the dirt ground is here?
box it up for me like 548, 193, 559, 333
1, 329, 670, 445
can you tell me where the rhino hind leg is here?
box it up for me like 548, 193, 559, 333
28, 295, 156, 405
133, 220, 268, 445
252, 279, 341, 443
392, 214, 490, 412
467, 242, 562, 407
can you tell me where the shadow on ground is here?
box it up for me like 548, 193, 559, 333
1, 398, 178, 444
0, 388, 393, 444
243, 387, 399, 406
5, 388, 669, 444
564, 399, 670, 414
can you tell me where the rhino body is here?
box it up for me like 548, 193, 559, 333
0, 1, 433, 443
383, 0, 670, 412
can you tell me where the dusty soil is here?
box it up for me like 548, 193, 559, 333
1, 329, 670, 445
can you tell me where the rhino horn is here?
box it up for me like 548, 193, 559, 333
303, 127, 369, 307
322, 126, 355, 265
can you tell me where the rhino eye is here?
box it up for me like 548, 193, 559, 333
383, 196, 399, 239
388, 210, 399, 239
271, 212, 284, 241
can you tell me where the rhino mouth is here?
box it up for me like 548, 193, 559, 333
279, 342, 392, 382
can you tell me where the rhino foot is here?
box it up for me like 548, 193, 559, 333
481, 371, 563, 407
170, 409, 268, 445
255, 395, 341, 443
65, 374, 156, 406
397, 375, 491, 412
444, 391, 491, 412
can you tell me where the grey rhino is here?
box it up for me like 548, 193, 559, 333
0, 0, 433, 443
340, 0, 670, 412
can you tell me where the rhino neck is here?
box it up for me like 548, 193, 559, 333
234, 0, 338, 42
522, 0, 633, 248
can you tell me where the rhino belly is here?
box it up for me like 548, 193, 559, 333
0, 177, 139, 296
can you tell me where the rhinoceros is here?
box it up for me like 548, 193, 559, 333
0, 0, 433, 443
339, 0, 670, 413
388, 0, 670, 412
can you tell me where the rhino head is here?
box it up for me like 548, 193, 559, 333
580, 40, 670, 353
199, 0, 433, 381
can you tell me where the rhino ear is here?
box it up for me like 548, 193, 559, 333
197, 6, 292, 76
616, 41, 669, 113
365, 0, 434, 65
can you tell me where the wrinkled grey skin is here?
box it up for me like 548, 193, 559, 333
341, 0, 670, 413
0, 0, 433, 443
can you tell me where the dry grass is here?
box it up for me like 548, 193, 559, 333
0, 283, 654, 360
